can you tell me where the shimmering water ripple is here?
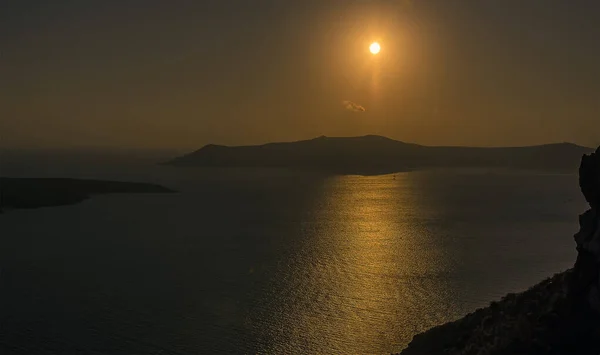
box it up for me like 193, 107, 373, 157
0, 168, 584, 354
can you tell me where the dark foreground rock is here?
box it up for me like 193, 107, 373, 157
0, 177, 175, 211
399, 271, 600, 355
399, 147, 600, 355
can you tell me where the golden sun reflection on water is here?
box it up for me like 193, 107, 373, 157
281, 174, 461, 354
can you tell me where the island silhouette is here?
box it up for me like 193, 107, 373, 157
165, 135, 592, 175
0, 178, 175, 211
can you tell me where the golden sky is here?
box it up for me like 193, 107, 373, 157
2, 1, 600, 149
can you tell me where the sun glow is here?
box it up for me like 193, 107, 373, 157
369, 42, 381, 55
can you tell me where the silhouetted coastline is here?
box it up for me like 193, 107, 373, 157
0, 177, 175, 211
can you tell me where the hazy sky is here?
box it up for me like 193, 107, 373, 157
2, 0, 600, 149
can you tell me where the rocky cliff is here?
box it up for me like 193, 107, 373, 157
399, 147, 600, 355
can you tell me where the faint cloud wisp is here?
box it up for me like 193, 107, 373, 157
342, 100, 366, 112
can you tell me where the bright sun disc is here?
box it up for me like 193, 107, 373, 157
370, 42, 381, 54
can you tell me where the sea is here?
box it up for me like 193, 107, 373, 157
0, 155, 586, 354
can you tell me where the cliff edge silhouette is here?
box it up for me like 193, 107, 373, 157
398, 147, 600, 355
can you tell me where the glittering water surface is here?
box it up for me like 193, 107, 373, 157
0, 166, 585, 354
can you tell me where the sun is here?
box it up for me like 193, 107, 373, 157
369, 42, 381, 55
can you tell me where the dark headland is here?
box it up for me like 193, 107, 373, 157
0, 177, 175, 211
398, 147, 600, 355
165, 135, 593, 175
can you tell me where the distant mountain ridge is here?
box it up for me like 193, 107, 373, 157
164, 135, 593, 175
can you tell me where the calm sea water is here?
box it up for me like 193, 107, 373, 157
0, 162, 586, 354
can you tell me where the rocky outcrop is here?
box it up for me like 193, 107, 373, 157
399, 147, 600, 355
565, 146, 600, 347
